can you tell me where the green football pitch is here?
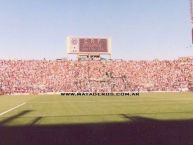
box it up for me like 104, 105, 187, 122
0, 92, 193, 126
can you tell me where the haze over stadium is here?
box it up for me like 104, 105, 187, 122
0, 0, 193, 60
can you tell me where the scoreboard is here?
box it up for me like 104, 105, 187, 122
67, 37, 111, 54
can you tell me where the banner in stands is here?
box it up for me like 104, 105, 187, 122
67, 37, 111, 54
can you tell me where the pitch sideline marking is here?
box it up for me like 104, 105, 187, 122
0, 102, 26, 116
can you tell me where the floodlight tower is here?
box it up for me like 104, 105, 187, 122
190, 0, 193, 42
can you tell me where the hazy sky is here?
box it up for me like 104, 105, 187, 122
0, 0, 193, 60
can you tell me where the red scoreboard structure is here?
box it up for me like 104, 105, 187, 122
67, 37, 112, 59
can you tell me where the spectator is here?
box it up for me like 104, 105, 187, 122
0, 57, 192, 94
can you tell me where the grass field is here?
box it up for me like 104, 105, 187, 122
1, 92, 193, 145
0, 92, 193, 126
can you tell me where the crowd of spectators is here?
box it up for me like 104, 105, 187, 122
0, 57, 193, 94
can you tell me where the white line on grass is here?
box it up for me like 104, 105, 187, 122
0, 102, 26, 116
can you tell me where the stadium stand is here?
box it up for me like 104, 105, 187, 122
0, 57, 193, 94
